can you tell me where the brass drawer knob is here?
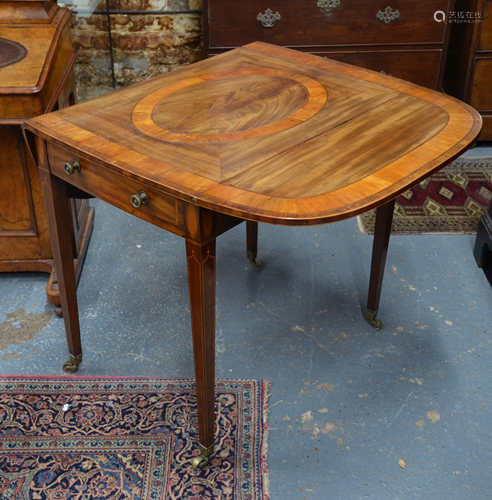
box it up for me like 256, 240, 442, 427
257, 8, 281, 28
64, 160, 81, 175
131, 190, 149, 208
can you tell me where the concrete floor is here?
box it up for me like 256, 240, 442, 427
1, 147, 492, 499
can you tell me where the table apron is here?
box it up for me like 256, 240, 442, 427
46, 142, 244, 242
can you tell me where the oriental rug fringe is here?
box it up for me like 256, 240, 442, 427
0, 376, 270, 500
357, 157, 492, 235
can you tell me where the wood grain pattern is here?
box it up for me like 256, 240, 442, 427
0, 18, 57, 89
0, 38, 28, 69
203, 0, 455, 92
0, 0, 58, 24
133, 69, 327, 143
0, 127, 34, 233
479, 1, 492, 50
0, 7, 94, 313
315, 50, 443, 90
186, 237, 216, 452
206, 0, 449, 48
0, 8, 75, 121
470, 59, 492, 111
25, 41, 481, 462
443, 0, 491, 140
48, 142, 186, 236
366, 199, 396, 317
38, 155, 82, 359
26, 42, 481, 226
151, 75, 308, 135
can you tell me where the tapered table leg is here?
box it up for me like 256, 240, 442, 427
246, 220, 261, 270
186, 238, 216, 470
39, 167, 83, 372
366, 198, 396, 330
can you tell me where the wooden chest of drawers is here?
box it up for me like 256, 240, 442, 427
203, 0, 455, 90
444, 0, 492, 140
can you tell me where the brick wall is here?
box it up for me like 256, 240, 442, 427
70, 0, 203, 101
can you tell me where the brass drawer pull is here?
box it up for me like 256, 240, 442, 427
317, 0, 341, 14
257, 8, 281, 28
131, 190, 149, 208
64, 160, 81, 175
377, 6, 400, 24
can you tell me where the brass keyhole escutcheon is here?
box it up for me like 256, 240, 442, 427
131, 191, 149, 208
64, 160, 81, 175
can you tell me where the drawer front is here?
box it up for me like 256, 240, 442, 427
315, 50, 442, 89
479, 113, 492, 141
471, 58, 492, 111
47, 144, 186, 236
479, 1, 492, 51
207, 0, 450, 49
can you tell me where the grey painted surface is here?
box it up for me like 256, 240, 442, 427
1, 153, 492, 499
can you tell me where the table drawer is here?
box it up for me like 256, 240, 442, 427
47, 143, 186, 236
207, 0, 449, 49
316, 49, 442, 89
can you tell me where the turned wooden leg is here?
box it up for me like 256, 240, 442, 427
246, 220, 261, 270
39, 168, 83, 373
366, 198, 396, 331
186, 238, 216, 470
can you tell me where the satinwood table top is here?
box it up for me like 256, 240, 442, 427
27, 42, 482, 225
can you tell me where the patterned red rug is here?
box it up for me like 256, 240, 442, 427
0, 376, 270, 500
358, 157, 492, 234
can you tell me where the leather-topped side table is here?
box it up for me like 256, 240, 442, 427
0, 0, 94, 316
25, 42, 481, 469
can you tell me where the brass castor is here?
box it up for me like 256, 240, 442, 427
366, 310, 383, 331
192, 455, 209, 471
247, 251, 261, 270
368, 318, 383, 331
250, 258, 262, 270
62, 353, 82, 374
192, 443, 214, 470
55, 305, 63, 318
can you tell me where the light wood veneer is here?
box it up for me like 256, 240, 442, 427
28, 43, 481, 225
24, 42, 481, 467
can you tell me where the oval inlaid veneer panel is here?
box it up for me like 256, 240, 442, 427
131, 69, 328, 143
0, 38, 28, 69
152, 75, 308, 135
29, 42, 481, 225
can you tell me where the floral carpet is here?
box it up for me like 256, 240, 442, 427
358, 157, 492, 235
0, 376, 270, 500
